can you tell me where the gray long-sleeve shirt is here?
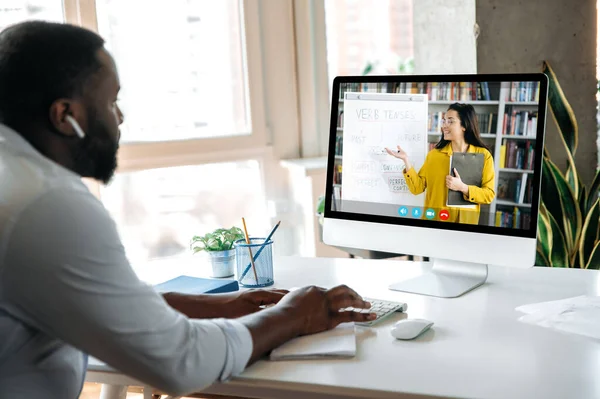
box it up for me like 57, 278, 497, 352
0, 124, 253, 398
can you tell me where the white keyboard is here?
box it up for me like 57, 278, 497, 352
348, 297, 408, 326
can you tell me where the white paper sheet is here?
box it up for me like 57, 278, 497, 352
515, 295, 600, 340
269, 323, 356, 360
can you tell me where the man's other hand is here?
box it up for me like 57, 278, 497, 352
223, 289, 288, 318
277, 285, 376, 336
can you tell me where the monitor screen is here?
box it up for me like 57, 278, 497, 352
325, 74, 548, 239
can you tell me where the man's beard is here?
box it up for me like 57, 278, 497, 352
73, 114, 119, 185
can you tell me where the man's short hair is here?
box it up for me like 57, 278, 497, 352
0, 21, 105, 128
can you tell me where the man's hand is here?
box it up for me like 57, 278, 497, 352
162, 289, 288, 319
220, 289, 288, 318
277, 285, 375, 335
239, 284, 376, 364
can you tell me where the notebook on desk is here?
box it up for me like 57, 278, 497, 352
153, 275, 239, 295
269, 323, 356, 360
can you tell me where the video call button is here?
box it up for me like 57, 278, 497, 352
439, 209, 450, 221
425, 208, 436, 219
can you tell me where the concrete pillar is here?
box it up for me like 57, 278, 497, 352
412, 0, 477, 74
476, 0, 597, 185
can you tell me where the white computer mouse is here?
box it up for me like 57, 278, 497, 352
390, 318, 434, 340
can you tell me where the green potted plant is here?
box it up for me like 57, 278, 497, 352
190, 227, 245, 277
536, 61, 600, 268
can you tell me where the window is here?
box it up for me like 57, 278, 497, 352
92, 0, 273, 262
95, 0, 251, 143
324, 0, 414, 80
0, 0, 300, 263
0, 1, 64, 30
101, 160, 269, 264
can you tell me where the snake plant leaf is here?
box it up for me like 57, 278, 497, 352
587, 169, 600, 214
546, 209, 569, 267
585, 241, 600, 269
543, 61, 580, 198
537, 204, 552, 263
542, 156, 582, 252
579, 185, 588, 217
542, 61, 578, 156
579, 199, 600, 268
580, 183, 588, 209
536, 248, 550, 267
540, 157, 563, 235
573, 251, 581, 270
565, 164, 581, 202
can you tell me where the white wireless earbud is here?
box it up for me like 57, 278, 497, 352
65, 115, 86, 139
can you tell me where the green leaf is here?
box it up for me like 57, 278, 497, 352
536, 248, 550, 267
537, 205, 552, 263
361, 62, 374, 75
316, 195, 325, 215
585, 241, 600, 269
546, 209, 569, 267
579, 199, 600, 268
579, 185, 588, 217
573, 251, 581, 269
191, 226, 245, 252
542, 156, 582, 253
565, 164, 580, 201
540, 158, 563, 236
586, 169, 600, 214
543, 60, 578, 157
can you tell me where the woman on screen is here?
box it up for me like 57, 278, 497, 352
385, 103, 495, 224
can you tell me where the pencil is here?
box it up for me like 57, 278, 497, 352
240, 220, 281, 281
241, 217, 259, 284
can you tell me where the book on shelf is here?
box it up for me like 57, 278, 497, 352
360, 81, 501, 101
334, 135, 343, 156
495, 207, 531, 229
505, 81, 540, 102
427, 81, 498, 101
332, 186, 342, 210
333, 164, 343, 185
499, 144, 507, 169
501, 140, 535, 170
502, 107, 538, 136
497, 175, 534, 204
517, 174, 528, 204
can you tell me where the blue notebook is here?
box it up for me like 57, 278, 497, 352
153, 276, 239, 295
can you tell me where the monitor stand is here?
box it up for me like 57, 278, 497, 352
388, 258, 488, 298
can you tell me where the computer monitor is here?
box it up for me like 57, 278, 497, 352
323, 74, 548, 298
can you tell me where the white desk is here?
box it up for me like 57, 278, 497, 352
86, 256, 600, 399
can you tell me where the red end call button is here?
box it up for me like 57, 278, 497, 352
439, 209, 450, 221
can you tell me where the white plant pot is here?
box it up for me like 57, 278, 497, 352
207, 249, 235, 278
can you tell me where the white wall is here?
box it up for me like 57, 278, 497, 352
412, 0, 477, 74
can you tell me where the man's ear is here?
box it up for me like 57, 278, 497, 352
49, 99, 87, 138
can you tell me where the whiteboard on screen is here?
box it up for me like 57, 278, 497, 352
341, 92, 427, 208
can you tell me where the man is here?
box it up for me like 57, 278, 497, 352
0, 21, 376, 398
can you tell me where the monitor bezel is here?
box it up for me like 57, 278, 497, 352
324, 73, 548, 239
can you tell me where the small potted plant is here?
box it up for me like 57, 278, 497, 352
190, 226, 245, 278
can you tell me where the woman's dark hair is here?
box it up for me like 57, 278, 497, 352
435, 103, 489, 151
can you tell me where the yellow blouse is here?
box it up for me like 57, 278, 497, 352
403, 144, 496, 224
